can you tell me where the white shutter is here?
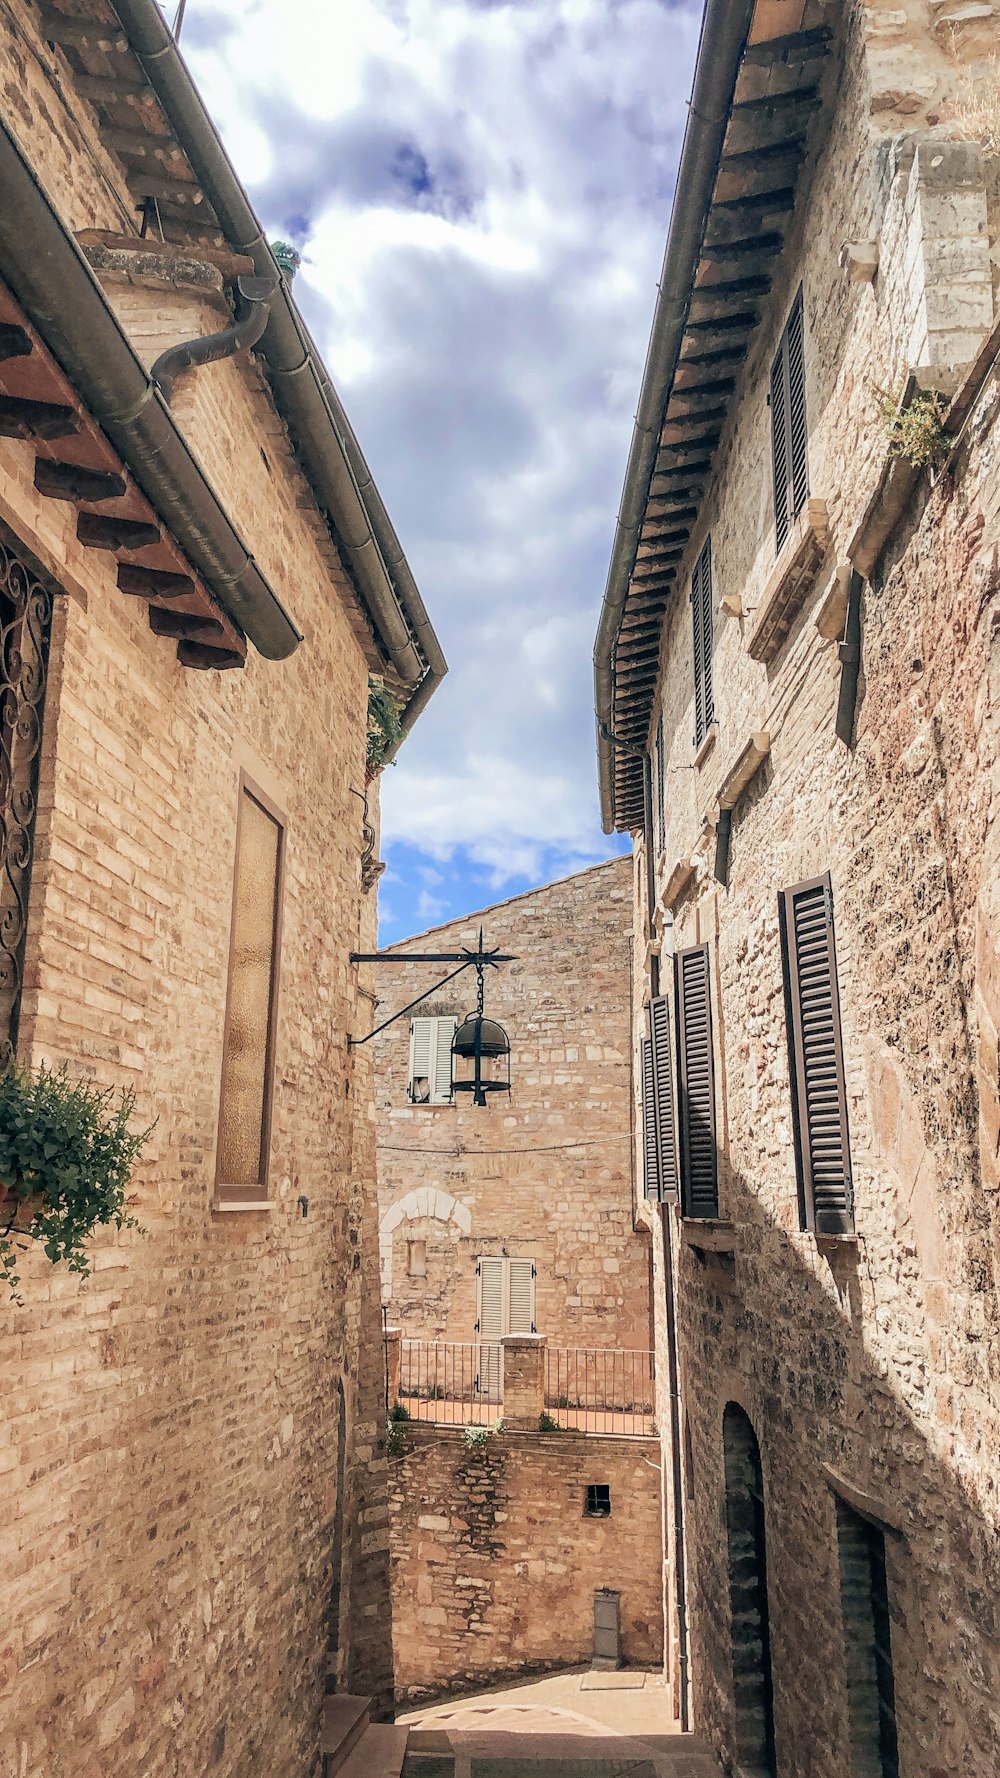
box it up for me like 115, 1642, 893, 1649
477, 1257, 504, 1402
428, 1015, 457, 1105
408, 1017, 434, 1102
507, 1258, 535, 1335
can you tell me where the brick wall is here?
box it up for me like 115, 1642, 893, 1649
0, 12, 396, 1776
388, 1424, 663, 1701
375, 858, 653, 1356
631, 6, 1000, 1775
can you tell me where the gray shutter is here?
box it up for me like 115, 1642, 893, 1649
771, 285, 808, 556
408, 1016, 434, 1101
675, 945, 718, 1218
656, 710, 666, 854
787, 288, 808, 520
779, 873, 854, 1236
429, 1015, 457, 1104
641, 1036, 660, 1201
649, 994, 679, 1203
691, 538, 714, 748
700, 540, 714, 734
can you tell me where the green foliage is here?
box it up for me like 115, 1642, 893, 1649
389, 1401, 411, 1422
366, 677, 404, 770
270, 239, 302, 280
386, 1415, 408, 1458
879, 386, 949, 470
0, 1062, 152, 1300
537, 1412, 560, 1433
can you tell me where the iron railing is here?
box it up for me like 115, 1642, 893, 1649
545, 1346, 656, 1437
398, 1338, 500, 1425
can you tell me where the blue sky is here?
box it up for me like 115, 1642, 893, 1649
177, 0, 702, 938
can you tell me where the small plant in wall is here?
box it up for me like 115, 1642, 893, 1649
0, 1061, 151, 1301
878, 383, 950, 470
366, 676, 404, 773
463, 1417, 503, 1454
386, 1404, 410, 1458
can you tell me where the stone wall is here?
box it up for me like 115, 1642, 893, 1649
388, 1424, 663, 1701
0, 11, 395, 1777
375, 859, 653, 1355
633, 5, 1000, 1775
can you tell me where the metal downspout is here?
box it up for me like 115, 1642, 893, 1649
152, 274, 276, 403
0, 119, 301, 660
593, 0, 756, 831
835, 570, 864, 746
109, 0, 446, 712
661, 1191, 690, 1731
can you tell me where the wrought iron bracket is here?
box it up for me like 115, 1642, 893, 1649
347, 933, 516, 1048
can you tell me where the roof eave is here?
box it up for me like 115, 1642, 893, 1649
594, 0, 756, 833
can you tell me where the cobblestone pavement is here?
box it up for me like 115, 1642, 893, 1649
400, 1669, 723, 1778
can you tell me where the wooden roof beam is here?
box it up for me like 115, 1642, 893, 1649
700, 231, 785, 262
742, 28, 832, 66
691, 273, 772, 302
38, 9, 129, 50
712, 185, 795, 215
732, 85, 820, 115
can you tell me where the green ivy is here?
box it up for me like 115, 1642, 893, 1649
366, 677, 404, 770
0, 1062, 152, 1300
879, 386, 949, 470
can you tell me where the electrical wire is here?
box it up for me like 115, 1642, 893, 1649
379, 1133, 633, 1155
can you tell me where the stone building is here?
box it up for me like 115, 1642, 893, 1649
375, 859, 652, 1359
0, 4, 443, 1775
594, 2, 1000, 1775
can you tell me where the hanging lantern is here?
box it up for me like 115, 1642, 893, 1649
452, 998, 511, 1107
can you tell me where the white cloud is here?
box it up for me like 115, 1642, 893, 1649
180, 0, 700, 923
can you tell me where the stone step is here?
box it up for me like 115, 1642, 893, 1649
337, 1724, 410, 1778
321, 1694, 373, 1778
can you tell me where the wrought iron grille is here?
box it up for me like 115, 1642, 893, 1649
0, 531, 52, 1051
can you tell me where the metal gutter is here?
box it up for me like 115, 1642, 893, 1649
110, 0, 447, 720
593, 0, 756, 832
0, 118, 301, 661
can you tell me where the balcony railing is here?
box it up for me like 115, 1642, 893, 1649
544, 1346, 656, 1438
391, 1335, 656, 1437
397, 1339, 500, 1425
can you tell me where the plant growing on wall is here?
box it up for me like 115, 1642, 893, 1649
463, 1417, 503, 1453
879, 385, 949, 470
947, 49, 1000, 153
0, 1062, 150, 1300
366, 677, 404, 772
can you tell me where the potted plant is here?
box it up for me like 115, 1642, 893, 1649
0, 1061, 151, 1301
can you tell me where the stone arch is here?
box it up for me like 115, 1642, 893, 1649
379, 1188, 472, 1301
723, 1402, 776, 1778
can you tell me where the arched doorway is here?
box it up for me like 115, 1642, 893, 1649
723, 1404, 776, 1777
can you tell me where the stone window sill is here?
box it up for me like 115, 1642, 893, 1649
680, 1218, 737, 1256
212, 1198, 272, 1214
747, 498, 831, 663
693, 723, 718, 770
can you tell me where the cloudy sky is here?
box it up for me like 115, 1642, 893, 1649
177, 0, 702, 938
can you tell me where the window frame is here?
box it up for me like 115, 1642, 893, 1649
214, 771, 286, 1206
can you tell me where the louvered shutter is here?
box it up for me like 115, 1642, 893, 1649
675, 945, 718, 1218
656, 711, 666, 854
429, 1015, 457, 1105
787, 290, 808, 519
408, 1016, 434, 1102
641, 1036, 659, 1200
771, 285, 808, 555
649, 994, 679, 1203
691, 539, 714, 748
779, 874, 854, 1235
477, 1256, 504, 1401
507, 1258, 536, 1335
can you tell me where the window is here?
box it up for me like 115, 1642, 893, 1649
675, 945, 718, 1218
778, 874, 854, 1235
407, 1239, 427, 1278
408, 1014, 457, 1104
584, 1484, 611, 1518
476, 1254, 536, 1399
836, 1501, 899, 1778
655, 709, 666, 854
771, 286, 808, 554
216, 777, 285, 1202
723, 1405, 776, 1778
691, 537, 714, 750
641, 995, 679, 1204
